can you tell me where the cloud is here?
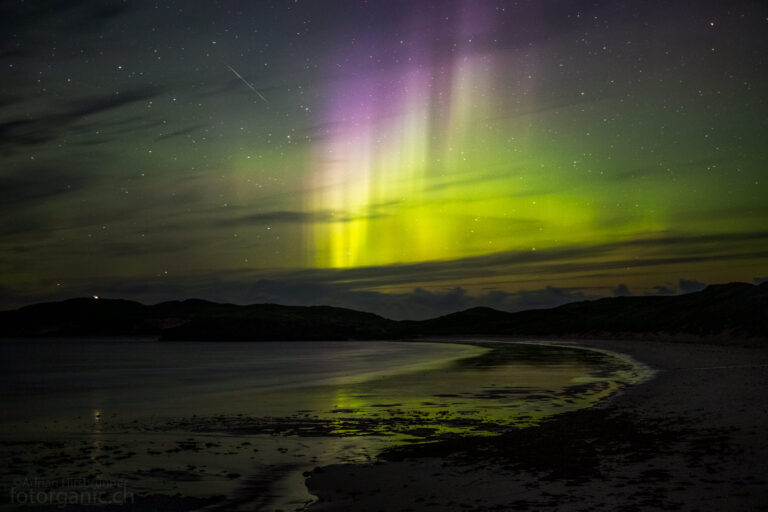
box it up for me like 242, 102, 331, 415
647, 285, 676, 296
0, 87, 163, 149
213, 208, 388, 227
67, 87, 161, 118
678, 279, 707, 294
646, 279, 707, 295
511, 286, 590, 310
644, 279, 707, 297
156, 125, 206, 141
214, 210, 340, 226
754, 277, 768, 285
612, 284, 633, 297
607, 157, 731, 183
0, 161, 92, 207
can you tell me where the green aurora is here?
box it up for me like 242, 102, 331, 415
1, 1, 767, 318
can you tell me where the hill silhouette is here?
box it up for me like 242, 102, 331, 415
407, 282, 768, 343
0, 298, 396, 340
1, 282, 766, 344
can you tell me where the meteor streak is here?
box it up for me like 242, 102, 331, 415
226, 64, 269, 104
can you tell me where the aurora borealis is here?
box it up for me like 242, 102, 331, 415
1, 1, 767, 318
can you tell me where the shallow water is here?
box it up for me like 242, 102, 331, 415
0, 339, 484, 428
0, 339, 648, 511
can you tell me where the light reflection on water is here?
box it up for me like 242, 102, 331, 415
235, 340, 649, 440
0, 340, 650, 511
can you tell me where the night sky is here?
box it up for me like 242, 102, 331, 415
1, 0, 767, 319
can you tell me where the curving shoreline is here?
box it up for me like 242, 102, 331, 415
3, 338, 765, 510
306, 338, 768, 511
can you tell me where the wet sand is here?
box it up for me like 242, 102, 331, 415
306, 339, 768, 511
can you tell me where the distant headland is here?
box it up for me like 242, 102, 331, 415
1, 282, 766, 345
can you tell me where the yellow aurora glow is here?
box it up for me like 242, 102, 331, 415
308, 11, 623, 269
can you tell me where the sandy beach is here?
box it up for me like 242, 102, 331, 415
2, 338, 766, 511
307, 339, 768, 511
